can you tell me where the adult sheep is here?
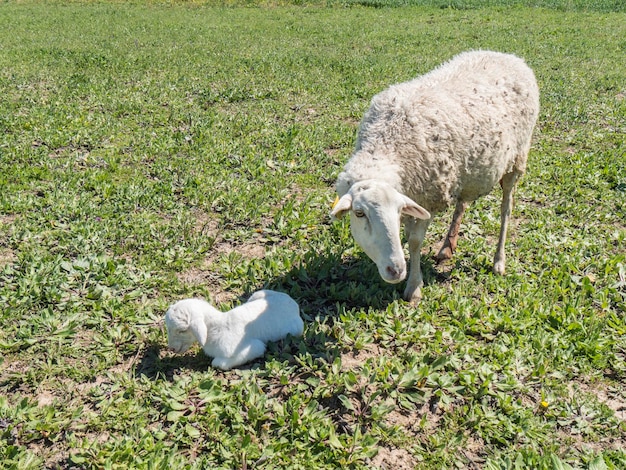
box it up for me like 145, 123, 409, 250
331, 50, 539, 303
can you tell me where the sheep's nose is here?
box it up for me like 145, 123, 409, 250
380, 262, 406, 284
386, 265, 403, 279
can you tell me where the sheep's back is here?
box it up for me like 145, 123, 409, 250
352, 50, 539, 213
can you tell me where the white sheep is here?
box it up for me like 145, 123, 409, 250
331, 50, 540, 303
165, 290, 303, 370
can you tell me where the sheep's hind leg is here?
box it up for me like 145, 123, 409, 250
436, 200, 469, 263
493, 171, 520, 275
403, 217, 431, 303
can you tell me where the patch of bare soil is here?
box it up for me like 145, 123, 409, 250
0, 214, 19, 225
375, 401, 486, 469
340, 344, 383, 372
0, 358, 32, 387
370, 446, 418, 470
461, 436, 488, 469
175, 257, 236, 305
74, 374, 110, 394
372, 401, 484, 469
27, 441, 69, 469
190, 208, 219, 237
559, 381, 626, 452
384, 408, 424, 435
176, 213, 288, 303
0, 248, 16, 267
211, 240, 267, 262
339, 344, 484, 469
573, 381, 626, 424
0, 215, 18, 268
594, 388, 626, 425
36, 390, 56, 407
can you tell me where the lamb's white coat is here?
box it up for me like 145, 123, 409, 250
332, 50, 540, 302
165, 290, 303, 370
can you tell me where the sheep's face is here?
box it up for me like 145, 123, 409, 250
331, 180, 430, 284
165, 308, 197, 353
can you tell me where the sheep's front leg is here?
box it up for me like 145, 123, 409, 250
403, 217, 431, 303
493, 171, 520, 275
436, 200, 469, 263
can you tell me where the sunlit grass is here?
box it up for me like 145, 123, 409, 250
0, 1, 625, 468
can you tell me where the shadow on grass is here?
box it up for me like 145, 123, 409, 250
259, 250, 406, 315
133, 343, 212, 381
134, 335, 321, 382
135, 248, 452, 381
258, 247, 460, 316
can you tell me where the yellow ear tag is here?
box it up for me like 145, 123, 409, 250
331, 196, 339, 210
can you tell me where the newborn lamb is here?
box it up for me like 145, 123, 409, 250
165, 290, 303, 370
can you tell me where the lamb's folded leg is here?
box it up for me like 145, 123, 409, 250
211, 339, 266, 370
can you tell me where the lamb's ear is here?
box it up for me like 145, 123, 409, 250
190, 315, 208, 346
401, 195, 431, 220
330, 194, 352, 220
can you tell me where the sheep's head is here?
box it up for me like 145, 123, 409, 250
165, 302, 199, 353
331, 180, 430, 284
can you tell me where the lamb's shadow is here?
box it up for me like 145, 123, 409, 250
134, 342, 213, 381
135, 335, 309, 382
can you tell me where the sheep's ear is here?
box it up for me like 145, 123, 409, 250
330, 194, 352, 220
401, 195, 431, 220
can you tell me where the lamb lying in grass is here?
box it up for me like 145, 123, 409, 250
165, 290, 303, 370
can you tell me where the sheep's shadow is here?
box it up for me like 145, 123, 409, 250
260, 250, 409, 314
259, 248, 448, 315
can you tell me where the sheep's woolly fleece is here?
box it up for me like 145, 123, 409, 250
336, 50, 540, 213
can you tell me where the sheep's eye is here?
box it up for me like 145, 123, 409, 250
353, 209, 365, 218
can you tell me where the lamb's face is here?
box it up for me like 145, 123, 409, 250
332, 180, 430, 284
165, 308, 197, 353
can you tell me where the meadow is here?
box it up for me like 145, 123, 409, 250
0, 0, 625, 468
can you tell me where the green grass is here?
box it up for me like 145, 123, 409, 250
344, 0, 625, 11
1, 1, 625, 468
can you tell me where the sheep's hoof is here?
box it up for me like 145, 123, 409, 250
403, 285, 422, 305
493, 261, 506, 275
435, 246, 454, 263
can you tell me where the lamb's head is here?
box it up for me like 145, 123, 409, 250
331, 180, 430, 284
165, 299, 208, 353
